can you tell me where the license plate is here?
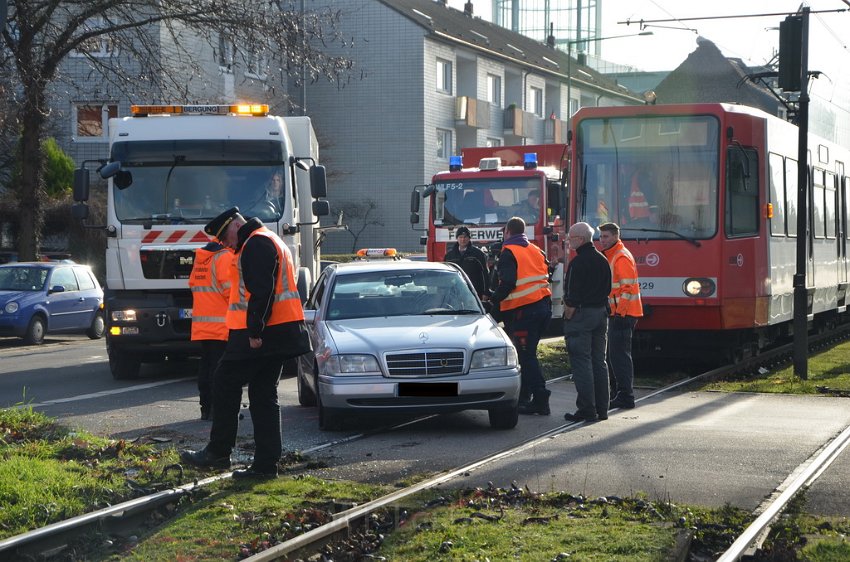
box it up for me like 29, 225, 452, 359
179, 308, 193, 319
398, 382, 458, 397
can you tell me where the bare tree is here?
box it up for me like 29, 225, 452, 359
335, 199, 384, 254
1, 0, 355, 260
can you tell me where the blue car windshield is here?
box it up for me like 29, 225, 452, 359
0, 266, 48, 291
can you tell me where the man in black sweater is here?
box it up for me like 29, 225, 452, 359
444, 226, 489, 298
562, 222, 612, 423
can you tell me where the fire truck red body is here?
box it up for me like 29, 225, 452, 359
411, 144, 569, 318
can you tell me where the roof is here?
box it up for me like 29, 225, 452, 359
332, 259, 457, 276
378, 0, 642, 104
654, 37, 779, 113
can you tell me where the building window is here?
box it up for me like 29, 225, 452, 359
530, 87, 543, 117
218, 34, 235, 72
485, 138, 502, 147
74, 103, 118, 139
71, 18, 112, 57
487, 74, 501, 106
436, 58, 452, 94
436, 128, 452, 160
245, 50, 268, 80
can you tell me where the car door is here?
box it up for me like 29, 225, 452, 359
73, 267, 102, 325
45, 266, 83, 331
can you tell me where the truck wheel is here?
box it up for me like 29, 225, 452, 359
23, 315, 46, 345
109, 349, 141, 380
297, 361, 317, 407
488, 405, 519, 429
86, 311, 105, 339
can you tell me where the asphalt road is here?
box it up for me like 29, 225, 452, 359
1, 336, 848, 517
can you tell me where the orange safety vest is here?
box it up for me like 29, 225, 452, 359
604, 239, 644, 318
500, 243, 551, 311
189, 246, 233, 341
226, 227, 304, 330
628, 173, 650, 219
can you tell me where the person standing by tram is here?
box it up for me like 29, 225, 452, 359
562, 222, 612, 423
188, 240, 233, 420
599, 222, 643, 409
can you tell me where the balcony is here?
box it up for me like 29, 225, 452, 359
455, 96, 491, 129
503, 106, 537, 138
545, 117, 569, 144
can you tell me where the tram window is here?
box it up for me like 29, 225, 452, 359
785, 159, 798, 237
768, 153, 786, 236
725, 147, 759, 237
813, 171, 825, 239
825, 173, 836, 239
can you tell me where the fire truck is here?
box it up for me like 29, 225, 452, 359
410, 144, 569, 318
72, 103, 329, 379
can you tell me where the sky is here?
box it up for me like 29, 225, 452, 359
447, 0, 850, 73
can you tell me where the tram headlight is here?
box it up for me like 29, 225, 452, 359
683, 278, 716, 298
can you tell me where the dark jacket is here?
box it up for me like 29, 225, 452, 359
224, 218, 310, 360
564, 241, 611, 309
444, 242, 489, 297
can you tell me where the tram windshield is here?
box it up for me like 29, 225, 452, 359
433, 177, 542, 227
575, 115, 720, 240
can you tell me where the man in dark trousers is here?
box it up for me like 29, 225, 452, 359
188, 241, 233, 420
490, 216, 552, 415
562, 221, 612, 423
444, 226, 489, 298
181, 207, 311, 478
599, 222, 643, 409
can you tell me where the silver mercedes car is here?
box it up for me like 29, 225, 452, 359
297, 259, 520, 430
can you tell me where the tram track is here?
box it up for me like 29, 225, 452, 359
3, 327, 849, 561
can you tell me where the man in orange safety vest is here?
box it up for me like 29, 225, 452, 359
599, 222, 643, 409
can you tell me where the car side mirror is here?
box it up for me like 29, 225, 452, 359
49, 285, 66, 294
303, 309, 317, 325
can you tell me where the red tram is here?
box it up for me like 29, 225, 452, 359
569, 103, 850, 358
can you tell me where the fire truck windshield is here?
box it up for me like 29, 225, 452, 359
110, 140, 286, 224
433, 177, 542, 226
576, 114, 720, 240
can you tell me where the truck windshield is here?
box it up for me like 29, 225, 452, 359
575, 115, 720, 240
111, 140, 286, 224
433, 177, 542, 226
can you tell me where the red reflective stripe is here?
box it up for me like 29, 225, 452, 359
166, 230, 188, 243
142, 231, 160, 243
191, 231, 210, 242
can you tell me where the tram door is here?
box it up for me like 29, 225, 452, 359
839, 168, 848, 285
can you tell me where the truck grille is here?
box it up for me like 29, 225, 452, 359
140, 249, 196, 280
385, 351, 465, 377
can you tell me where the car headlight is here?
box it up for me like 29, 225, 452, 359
325, 354, 381, 375
471, 347, 518, 369
111, 309, 137, 322
682, 278, 716, 297
4, 302, 19, 314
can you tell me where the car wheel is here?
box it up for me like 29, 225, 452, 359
23, 315, 46, 345
109, 348, 141, 380
297, 360, 317, 407
317, 386, 341, 431
488, 405, 519, 429
86, 311, 105, 339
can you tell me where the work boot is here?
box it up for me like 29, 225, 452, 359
518, 389, 551, 415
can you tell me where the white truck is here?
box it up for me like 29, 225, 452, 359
72, 103, 329, 379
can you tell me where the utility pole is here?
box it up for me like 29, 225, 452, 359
782, 9, 810, 379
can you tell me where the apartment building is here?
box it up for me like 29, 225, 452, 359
300, 0, 641, 252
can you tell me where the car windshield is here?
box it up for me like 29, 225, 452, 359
326, 269, 481, 320
0, 266, 48, 291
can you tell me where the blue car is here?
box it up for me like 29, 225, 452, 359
0, 262, 105, 345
